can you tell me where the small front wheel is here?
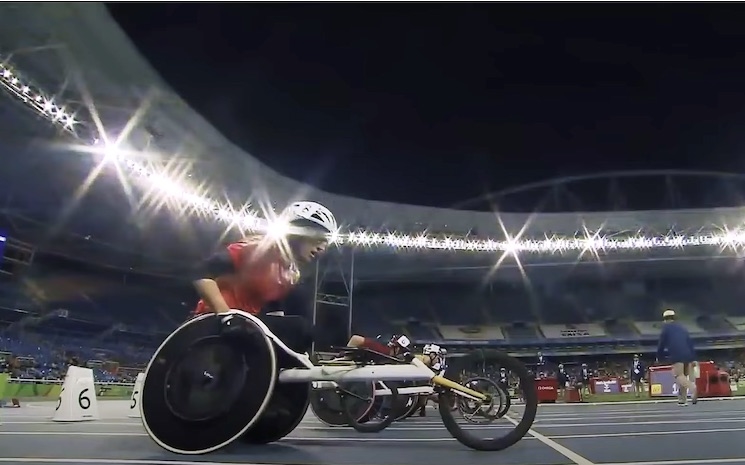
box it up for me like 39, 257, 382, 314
438, 352, 537, 451
342, 383, 399, 433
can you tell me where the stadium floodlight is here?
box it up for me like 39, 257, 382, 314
0, 63, 77, 132
3, 59, 745, 255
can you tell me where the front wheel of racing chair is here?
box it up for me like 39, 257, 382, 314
341, 381, 400, 433
309, 381, 380, 427
394, 391, 422, 421
140, 312, 278, 454
438, 351, 537, 451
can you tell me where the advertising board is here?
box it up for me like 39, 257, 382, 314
592, 378, 621, 394
649, 366, 693, 397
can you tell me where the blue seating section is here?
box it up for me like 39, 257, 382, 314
4, 266, 745, 380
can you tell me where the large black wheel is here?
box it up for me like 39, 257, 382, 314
141, 312, 277, 454
342, 383, 398, 433
309, 382, 375, 426
395, 394, 421, 421
241, 382, 310, 444
241, 339, 311, 444
438, 352, 537, 451
384, 381, 422, 421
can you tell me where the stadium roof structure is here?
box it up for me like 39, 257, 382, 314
2, 3, 745, 282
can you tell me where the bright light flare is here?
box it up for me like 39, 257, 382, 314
265, 219, 290, 239
6, 57, 745, 260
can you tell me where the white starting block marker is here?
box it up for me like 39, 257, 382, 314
128, 373, 145, 418
52, 366, 99, 422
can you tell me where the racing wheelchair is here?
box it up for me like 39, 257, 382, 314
139, 310, 538, 454
309, 341, 450, 427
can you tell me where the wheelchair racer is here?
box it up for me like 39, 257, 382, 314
190, 201, 337, 352
416, 344, 447, 416
341, 334, 437, 367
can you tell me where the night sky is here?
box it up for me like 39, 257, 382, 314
106, 3, 745, 211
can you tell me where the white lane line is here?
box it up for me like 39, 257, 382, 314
4, 427, 745, 441
6, 459, 742, 465
0, 432, 456, 441
0, 432, 148, 437
505, 416, 595, 465
4, 417, 744, 431
533, 410, 736, 421
549, 427, 745, 439
602, 459, 745, 465
534, 397, 745, 407
518, 418, 745, 428
0, 459, 304, 465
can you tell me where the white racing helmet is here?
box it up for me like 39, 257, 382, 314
283, 201, 338, 237
423, 343, 443, 355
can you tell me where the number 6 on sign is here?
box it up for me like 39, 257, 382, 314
78, 388, 91, 410
52, 366, 100, 422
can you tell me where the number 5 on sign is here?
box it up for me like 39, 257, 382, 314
56, 387, 64, 411
128, 372, 145, 419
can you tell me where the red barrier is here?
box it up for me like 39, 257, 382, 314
535, 377, 558, 403
649, 361, 731, 398
564, 386, 582, 403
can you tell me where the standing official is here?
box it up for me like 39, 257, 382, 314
656, 309, 698, 406
557, 364, 569, 401
631, 355, 645, 398
577, 363, 591, 400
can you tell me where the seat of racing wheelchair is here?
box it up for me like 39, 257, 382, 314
141, 311, 311, 454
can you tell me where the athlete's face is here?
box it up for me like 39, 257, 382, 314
294, 237, 329, 262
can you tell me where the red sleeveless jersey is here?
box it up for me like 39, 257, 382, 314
194, 237, 300, 315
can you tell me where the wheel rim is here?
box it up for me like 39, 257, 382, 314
164, 337, 247, 422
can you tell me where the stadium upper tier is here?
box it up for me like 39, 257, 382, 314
4, 2, 745, 252
351, 276, 745, 345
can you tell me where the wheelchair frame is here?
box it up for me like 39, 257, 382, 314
310, 351, 449, 425
246, 312, 486, 401
141, 310, 490, 455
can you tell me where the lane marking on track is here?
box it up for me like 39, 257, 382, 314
3, 416, 743, 431
527, 418, 745, 428
10, 417, 743, 429
0, 459, 326, 465
0, 430, 535, 442
602, 459, 745, 465
532, 409, 736, 420
535, 397, 745, 407
0, 421, 145, 426
4, 426, 745, 441
4, 459, 742, 465
504, 415, 595, 465
548, 426, 745, 439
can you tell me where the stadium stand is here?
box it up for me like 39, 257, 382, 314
501, 322, 542, 340
539, 323, 607, 339
439, 325, 505, 341
7, 249, 745, 386
634, 319, 705, 336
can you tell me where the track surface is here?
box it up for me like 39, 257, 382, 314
1, 399, 745, 465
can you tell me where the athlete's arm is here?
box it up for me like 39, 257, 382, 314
190, 250, 234, 314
